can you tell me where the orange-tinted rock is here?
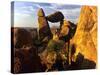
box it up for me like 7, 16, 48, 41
60, 20, 70, 36
59, 19, 76, 42
73, 6, 97, 63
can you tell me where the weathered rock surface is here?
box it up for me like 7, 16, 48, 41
73, 6, 97, 63
38, 8, 52, 42
13, 28, 33, 48
59, 19, 76, 42
12, 28, 42, 73
46, 11, 64, 23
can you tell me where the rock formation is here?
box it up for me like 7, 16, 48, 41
73, 6, 97, 63
13, 28, 42, 73
38, 8, 52, 42
13, 28, 33, 48
59, 19, 76, 42
46, 11, 64, 23
12, 6, 97, 73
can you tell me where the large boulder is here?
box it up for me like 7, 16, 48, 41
73, 6, 97, 63
46, 11, 64, 23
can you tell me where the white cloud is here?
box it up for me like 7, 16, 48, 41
13, 2, 81, 27
59, 8, 81, 23
14, 12, 31, 17
14, 12, 38, 28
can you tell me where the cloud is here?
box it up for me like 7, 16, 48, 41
59, 8, 81, 23
50, 3, 81, 10
14, 12, 31, 17
37, 3, 52, 7
13, 1, 81, 27
15, 6, 36, 14
14, 12, 38, 28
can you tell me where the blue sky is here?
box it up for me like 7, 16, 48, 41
12, 1, 81, 27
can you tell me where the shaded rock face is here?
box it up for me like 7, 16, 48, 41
12, 28, 42, 73
46, 11, 64, 23
30, 29, 38, 41
59, 20, 77, 42
38, 8, 53, 42
73, 6, 97, 63
13, 28, 33, 48
14, 46, 42, 73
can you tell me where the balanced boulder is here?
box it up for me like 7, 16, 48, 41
46, 11, 64, 23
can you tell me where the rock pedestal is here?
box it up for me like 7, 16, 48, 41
38, 8, 52, 42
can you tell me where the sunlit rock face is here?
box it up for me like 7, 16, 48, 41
59, 19, 76, 42
60, 20, 70, 37
73, 6, 97, 63
38, 8, 52, 41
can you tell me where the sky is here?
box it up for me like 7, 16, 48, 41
11, 1, 81, 28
